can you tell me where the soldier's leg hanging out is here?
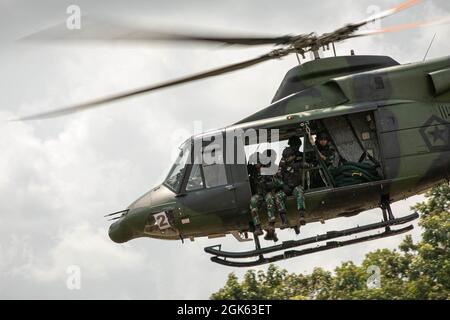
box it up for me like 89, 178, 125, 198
275, 190, 288, 228
264, 192, 276, 224
293, 186, 306, 224
250, 195, 263, 236
264, 192, 278, 243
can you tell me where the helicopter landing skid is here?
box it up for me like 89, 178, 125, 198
204, 212, 419, 268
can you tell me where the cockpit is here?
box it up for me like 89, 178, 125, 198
164, 140, 191, 192
163, 138, 230, 194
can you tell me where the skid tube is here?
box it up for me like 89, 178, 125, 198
204, 212, 419, 268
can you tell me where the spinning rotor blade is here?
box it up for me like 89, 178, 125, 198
16, 0, 425, 120
317, 0, 422, 45
22, 0, 420, 47
16, 49, 289, 120
122, 31, 297, 46
138, 0, 422, 48
357, 0, 421, 26
20, 18, 296, 47
352, 16, 450, 37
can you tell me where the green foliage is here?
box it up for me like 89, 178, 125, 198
211, 183, 450, 300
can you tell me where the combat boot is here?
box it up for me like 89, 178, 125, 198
264, 230, 273, 241
253, 224, 263, 237
299, 209, 306, 225
264, 222, 276, 241
272, 231, 279, 243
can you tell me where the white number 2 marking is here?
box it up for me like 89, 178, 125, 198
154, 212, 171, 230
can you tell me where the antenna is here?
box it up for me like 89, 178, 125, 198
295, 52, 302, 65
423, 33, 437, 61
312, 49, 321, 60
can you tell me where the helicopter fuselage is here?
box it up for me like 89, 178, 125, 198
109, 55, 450, 244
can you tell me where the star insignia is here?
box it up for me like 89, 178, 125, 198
419, 115, 450, 151
428, 126, 447, 143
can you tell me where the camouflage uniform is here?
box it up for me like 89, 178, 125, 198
276, 147, 307, 216
249, 173, 282, 226
316, 142, 336, 168
288, 135, 313, 166
316, 132, 336, 168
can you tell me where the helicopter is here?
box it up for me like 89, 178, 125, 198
19, 0, 450, 267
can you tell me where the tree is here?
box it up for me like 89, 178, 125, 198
210, 183, 450, 300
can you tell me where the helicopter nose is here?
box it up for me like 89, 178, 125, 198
108, 220, 132, 244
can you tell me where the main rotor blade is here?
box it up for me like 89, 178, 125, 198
16, 50, 288, 120
316, 0, 422, 49
351, 16, 450, 38
16, 0, 425, 121
129, 31, 296, 46
20, 18, 295, 47
358, 0, 421, 26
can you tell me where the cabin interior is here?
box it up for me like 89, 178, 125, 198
163, 110, 384, 199
245, 110, 384, 194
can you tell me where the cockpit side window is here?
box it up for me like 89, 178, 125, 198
164, 141, 191, 192
202, 163, 228, 188
186, 164, 204, 191
201, 142, 228, 188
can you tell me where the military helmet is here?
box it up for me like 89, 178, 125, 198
317, 131, 329, 141
282, 147, 296, 159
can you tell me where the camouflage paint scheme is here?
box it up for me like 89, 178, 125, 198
109, 55, 450, 244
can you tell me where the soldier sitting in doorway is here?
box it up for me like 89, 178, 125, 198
276, 147, 308, 226
248, 150, 282, 242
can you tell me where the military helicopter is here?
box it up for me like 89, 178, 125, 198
19, 0, 450, 267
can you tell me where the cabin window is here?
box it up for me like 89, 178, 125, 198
322, 112, 381, 163
201, 142, 228, 189
203, 163, 228, 188
186, 164, 204, 191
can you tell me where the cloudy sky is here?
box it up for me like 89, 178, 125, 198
0, 0, 449, 299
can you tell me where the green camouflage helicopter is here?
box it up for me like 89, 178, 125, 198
20, 0, 450, 267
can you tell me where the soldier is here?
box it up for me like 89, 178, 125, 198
287, 134, 316, 166
249, 151, 281, 242
312, 132, 336, 168
276, 147, 307, 225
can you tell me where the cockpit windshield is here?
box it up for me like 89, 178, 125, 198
164, 140, 191, 192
